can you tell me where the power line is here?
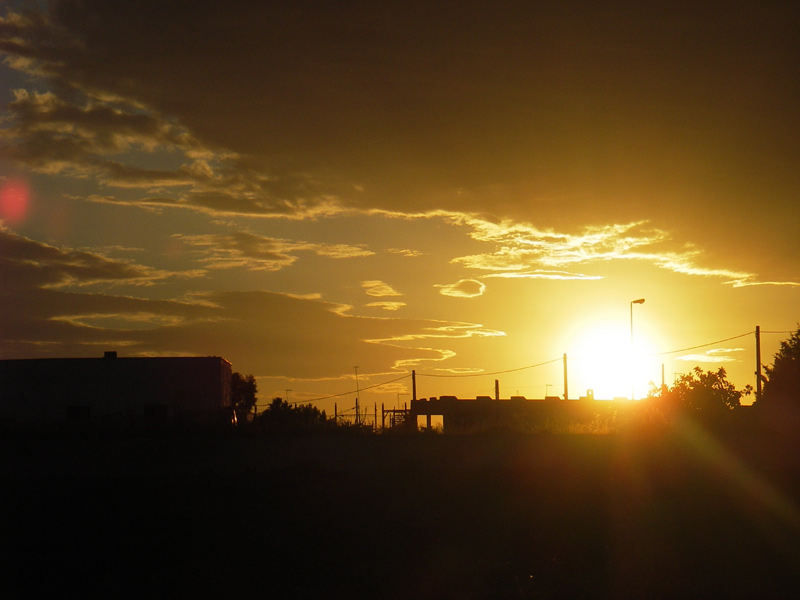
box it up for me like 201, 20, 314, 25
418, 357, 562, 378
647, 330, 754, 357
305, 373, 411, 403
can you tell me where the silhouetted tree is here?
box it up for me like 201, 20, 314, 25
653, 366, 751, 418
231, 372, 258, 423
762, 326, 800, 407
257, 397, 329, 433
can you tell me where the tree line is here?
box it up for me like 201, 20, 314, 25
643, 326, 800, 419
231, 372, 360, 433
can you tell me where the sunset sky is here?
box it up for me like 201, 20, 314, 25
1, 1, 798, 414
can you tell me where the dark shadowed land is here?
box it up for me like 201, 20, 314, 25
4, 430, 800, 598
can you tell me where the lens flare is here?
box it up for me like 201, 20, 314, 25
0, 178, 31, 225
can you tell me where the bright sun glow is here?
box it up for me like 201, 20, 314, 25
569, 323, 657, 400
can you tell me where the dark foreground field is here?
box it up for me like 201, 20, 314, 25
4, 427, 800, 598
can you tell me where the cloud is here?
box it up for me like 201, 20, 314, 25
484, 270, 602, 281
0, 90, 201, 184
378, 322, 505, 343
2, 3, 798, 287
0, 226, 505, 376
0, 225, 212, 358
676, 348, 745, 364
729, 280, 800, 289
314, 244, 374, 259
451, 218, 672, 271
361, 280, 402, 297
365, 302, 406, 311
174, 231, 372, 271
445, 215, 799, 287
0, 7, 366, 222
86, 191, 344, 220
50, 312, 186, 330
435, 279, 486, 298
0, 87, 348, 218
387, 248, 423, 257
0, 223, 195, 289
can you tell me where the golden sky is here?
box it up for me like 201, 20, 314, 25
1, 1, 798, 412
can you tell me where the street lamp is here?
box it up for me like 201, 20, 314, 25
630, 298, 645, 399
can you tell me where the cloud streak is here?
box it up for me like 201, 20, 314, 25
676, 348, 746, 364
445, 215, 798, 287
175, 231, 373, 272
0, 223, 196, 288
436, 279, 486, 298
362, 281, 402, 298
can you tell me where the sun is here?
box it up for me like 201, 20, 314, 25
567, 322, 656, 400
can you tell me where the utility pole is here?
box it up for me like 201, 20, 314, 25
755, 326, 762, 403
563, 353, 569, 400
412, 370, 417, 402
354, 366, 360, 425
494, 379, 499, 400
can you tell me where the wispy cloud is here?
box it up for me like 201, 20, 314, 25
484, 270, 602, 281
49, 312, 186, 330
676, 348, 745, 363
361, 280, 402, 297
387, 248, 423, 257
1, 82, 345, 220
0, 223, 197, 288
365, 302, 406, 311
437, 214, 799, 287
1, 90, 206, 184
435, 279, 486, 298
376, 322, 505, 343
176, 231, 373, 271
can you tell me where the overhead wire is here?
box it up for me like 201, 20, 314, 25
417, 357, 562, 378
304, 373, 411, 403
647, 330, 754, 357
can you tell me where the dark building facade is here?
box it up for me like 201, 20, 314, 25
411, 395, 623, 432
0, 352, 232, 425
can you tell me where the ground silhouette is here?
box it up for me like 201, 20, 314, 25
4, 429, 800, 598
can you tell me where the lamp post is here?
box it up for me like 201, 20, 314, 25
630, 298, 645, 399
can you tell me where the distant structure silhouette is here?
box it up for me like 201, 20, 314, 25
410, 393, 620, 432
0, 352, 233, 427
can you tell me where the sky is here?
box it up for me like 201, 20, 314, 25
1, 1, 798, 415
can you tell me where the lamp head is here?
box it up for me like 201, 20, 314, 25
632, 298, 645, 304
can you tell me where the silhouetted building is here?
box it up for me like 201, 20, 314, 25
0, 352, 232, 426
411, 394, 623, 432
